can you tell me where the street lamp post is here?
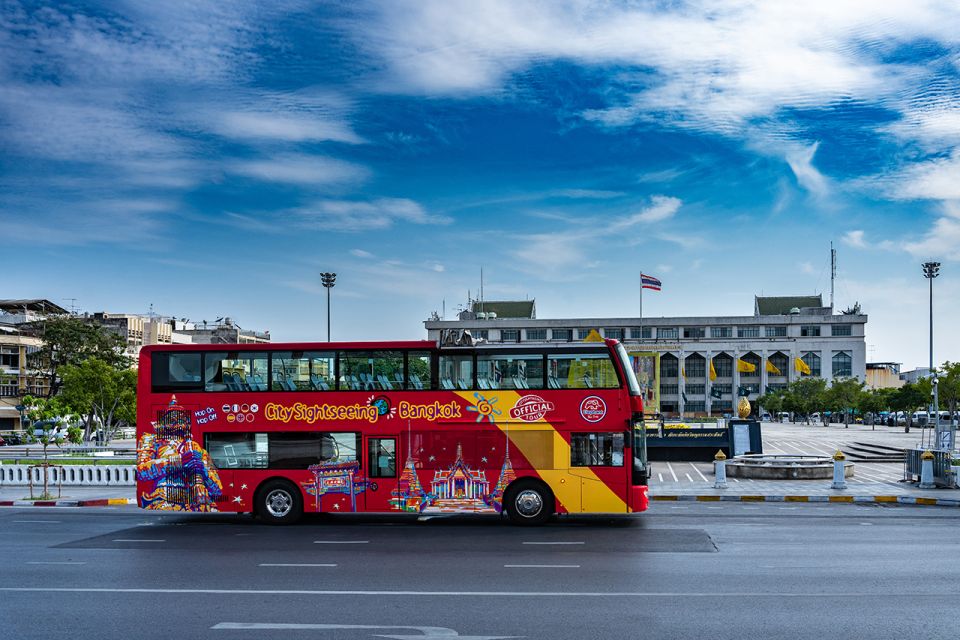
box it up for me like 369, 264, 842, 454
922, 261, 941, 447
320, 272, 337, 342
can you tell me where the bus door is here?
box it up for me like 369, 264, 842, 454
568, 432, 628, 513
363, 435, 398, 512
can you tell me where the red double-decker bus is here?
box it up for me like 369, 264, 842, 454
136, 339, 648, 525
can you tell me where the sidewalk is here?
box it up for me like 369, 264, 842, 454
0, 484, 135, 507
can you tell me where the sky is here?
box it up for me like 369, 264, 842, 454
2, 1, 960, 370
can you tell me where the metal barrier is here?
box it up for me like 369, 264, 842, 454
905, 449, 952, 487
1, 464, 136, 486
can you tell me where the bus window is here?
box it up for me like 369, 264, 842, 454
571, 432, 624, 467
368, 438, 396, 477
152, 352, 203, 392
267, 432, 359, 469
205, 433, 268, 469
439, 354, 473, 390
406, 351, 431, 390
204, 352, 268, 392
271, 351, 334, 391
476, 353, 544, 390
339, 351, 404, 391
548, 353, 619, 389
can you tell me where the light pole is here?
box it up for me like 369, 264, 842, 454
320, 272, 336, 342
922, 261, 940, 446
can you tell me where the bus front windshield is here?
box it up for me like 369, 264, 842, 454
615, 343, 642, 396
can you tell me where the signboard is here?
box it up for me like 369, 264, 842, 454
732, 422, 751, 456
628, 351, 660, 417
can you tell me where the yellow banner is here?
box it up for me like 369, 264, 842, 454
736, 359, 756, 373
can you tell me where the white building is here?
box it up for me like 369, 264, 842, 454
424, 295, 867, 417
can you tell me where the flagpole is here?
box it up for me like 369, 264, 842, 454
639, 271, 643, 343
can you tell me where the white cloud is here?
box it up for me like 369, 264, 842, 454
798, 262, 816, 275
228, 154, 370, 186
784, 142, 829, 197
903, 210, 960, 261
215, 112, 364, 144
292, 198, 451, 231
892, 152, 960, 201
613, 196, 683, 228
350, 249, 374, 259
842, 230, 866, 249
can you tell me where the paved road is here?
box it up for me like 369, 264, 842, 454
3, 504, 960, 639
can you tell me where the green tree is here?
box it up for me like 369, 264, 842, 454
782, 377, 828, 424
757, 388, 785, 417
936, 361, 960, 422
21, 395, 83, 498
860, 388, 895, 425
825, 378, 866, 427
26, 316, 129, 398
59, 358, 137, 444
890, 382, 928, 433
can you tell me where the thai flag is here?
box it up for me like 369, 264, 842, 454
641, 273, 661, 291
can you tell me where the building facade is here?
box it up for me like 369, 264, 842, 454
424, 295, 867, 417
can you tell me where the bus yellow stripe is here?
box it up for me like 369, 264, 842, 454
455, 390, 627, 513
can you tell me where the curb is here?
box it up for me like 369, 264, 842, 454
650, 495, 960, 507
0, 498, 135, 507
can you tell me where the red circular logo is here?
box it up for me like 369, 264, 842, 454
579, 396, 607, 423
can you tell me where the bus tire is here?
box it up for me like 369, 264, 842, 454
255, 479, 303, 525
504, 480, 553, 526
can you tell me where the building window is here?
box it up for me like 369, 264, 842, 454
737, 327, 760, 338
685, 401, 706, 413
660, 384, 679, 395
801, 325, 821, 337
683, 327, 705, 338
801, 352, 821, 377
686, 384, 705, 395
474, 329, 489, 340
551, 329, 572, 342
712, 355, 733, 378
604, 328, 624, 340
831, 324, 852, 337
501, 329, 519, 343
766, 383, 787, 392
658, 328, 678, 340
832, 351, 852, 377
684, 356, 706, 378
630, 327, 652, 339
711, 327, 732, 338
712, 384, 732, 396
768, 352, 789, 377
660, 355, 679, 378
577, 328, 597, 340
765, 326, 787, 337
525, 329, 547, 341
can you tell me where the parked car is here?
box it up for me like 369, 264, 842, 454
760, 412, 772, 422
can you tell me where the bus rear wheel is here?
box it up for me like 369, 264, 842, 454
256, 479, 303, 525
504, 480, 553, 526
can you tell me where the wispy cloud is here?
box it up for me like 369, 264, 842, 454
291, 198, 451, 232
228, 154, 371, 186
213, 110, 364, 144
842, 230, 866, 249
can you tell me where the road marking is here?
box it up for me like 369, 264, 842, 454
314, 540, 369, 544
665, 462, 679, 482
259, 563, 337, 567
657, 473, 663, 482
504, 564, 580, 568
522, 541, 584, 545
860, 523, 874, 526
690, 463, 709, 482
13, 520, 62, 524
211, 623, 520, 638
684, 473, 693, 482
27, 561, 86, 565
3, 587, 957, 598
112, 539, 165, 543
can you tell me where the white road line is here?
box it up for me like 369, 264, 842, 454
764, 442, 786, 453
657, 473, 663, 482
684, 473, 694, 482
504, 564, 580, 568
27, 561, 86, 565
259, 563, 337, 567
522, 541, 584, 545
690, 463, 709, 482
313, 541, 369, 544
732, 478, 740, 483
665, 462, 679, 482
781, 442, 809, 454
13, 520, 62, 524
4, 587, 953, 598
112, 539, 165, 543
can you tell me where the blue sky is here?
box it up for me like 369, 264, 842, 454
2, 1, 960, 369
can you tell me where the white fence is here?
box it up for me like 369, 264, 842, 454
0, 464, 136, 486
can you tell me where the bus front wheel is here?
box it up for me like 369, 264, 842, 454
255, 479, 303, 525
504, 480, 553, 526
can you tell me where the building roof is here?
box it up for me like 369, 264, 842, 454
754, 295, 824, 316
0, 299, 68, 314
470, 300, 535, 319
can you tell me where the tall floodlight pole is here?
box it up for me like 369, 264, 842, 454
922, 261, 940, 447
320, 272, 337, 342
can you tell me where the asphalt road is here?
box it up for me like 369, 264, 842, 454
3, 504, 960, 640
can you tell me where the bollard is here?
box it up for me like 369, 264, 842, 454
714, 449, 728, 489
831, 450, 847, 490
919, 450, 936, 489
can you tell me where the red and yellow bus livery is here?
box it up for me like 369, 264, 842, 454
136, 339, 648, 525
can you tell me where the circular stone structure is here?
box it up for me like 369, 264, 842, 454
723, 454, 854, 480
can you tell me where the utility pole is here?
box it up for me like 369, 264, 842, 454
922, 261, 943, 449
320, 272, 337, 342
